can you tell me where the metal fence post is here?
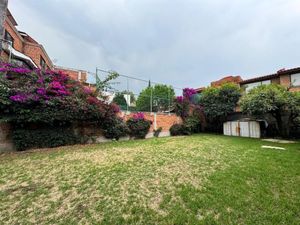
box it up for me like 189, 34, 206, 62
168, 87, 171, 115
126, 77, 129, 113
150, 82, 153, 114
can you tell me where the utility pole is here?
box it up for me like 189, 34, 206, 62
0, 0, 8, 54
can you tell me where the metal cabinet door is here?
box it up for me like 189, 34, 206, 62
240, 122, 250, 137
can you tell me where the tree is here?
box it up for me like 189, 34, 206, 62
240, 84, 300, 137
96, 71, 119, 92
136, 84, 175, 112
112, 91, 135, 110
0, 0, 8, 54
199, 83, 241, 132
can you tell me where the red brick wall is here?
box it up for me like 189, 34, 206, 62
279, 74, 291, 88
54, 67, 87, 83
211, 76, 242, 87
3, 19, 23, 52
289, 87, 300, 92
22, 43, 52, 69
119, 112, 182, 132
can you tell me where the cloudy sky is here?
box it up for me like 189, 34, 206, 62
8, 0, 300, 91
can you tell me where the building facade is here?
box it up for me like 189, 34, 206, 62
196, 68, 300, 93
1, 9, 53, 69
1, 9, 89, 84
240, 68, 300, 93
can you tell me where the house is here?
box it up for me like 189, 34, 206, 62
240, 68, 300, 93
196, 75, 242, 93
1, 9, 52, 69
54, 65, 88, 83
196, 68, 300, 93
1, 9, 90, 84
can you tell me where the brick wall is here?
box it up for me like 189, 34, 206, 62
279, 74, 291, 88
22, 42, 52, 69
289, 87, 300, 92
119, 112, 182, 132
211, 76, 242, 87
3, 19, 23, 52
54, 67, 87, 83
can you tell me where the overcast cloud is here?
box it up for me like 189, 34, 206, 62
8, 0, 300, 91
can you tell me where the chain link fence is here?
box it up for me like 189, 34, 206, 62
86, 68, 183, 114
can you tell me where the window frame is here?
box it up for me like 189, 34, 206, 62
245, 80, 271, 93
4, 30, 14, 47
291, 73, 300, 87
40, 56, 47, 70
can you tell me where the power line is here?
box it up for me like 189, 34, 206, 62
88, 68, 183, 91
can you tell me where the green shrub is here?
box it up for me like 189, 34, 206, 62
153, 127, 162, 137
12, 127, 79, 151
184, 116, 201, 133
103, 117, 129, 140
126, 113, 151, 139
169, 124, 191, 136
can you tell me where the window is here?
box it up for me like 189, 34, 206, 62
245, 80, 271, 93
291, 73, 300, 86
40, 56, 47, 70
4, 30, 14, 47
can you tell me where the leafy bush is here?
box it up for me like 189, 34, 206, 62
0, 63, 125, 150
169, 124, 191, 136
12, 127, 79, 151
184, 116, 201, 133
240, 84, 300, 137
174, 96, 190, 120
126, 113, 151, 139
103, 117, 129, 140
0, 63, 119, 124
199, 83, 241, 133
153, 127, 162, 137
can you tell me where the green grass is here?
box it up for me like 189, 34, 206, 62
0, 134, 299, 224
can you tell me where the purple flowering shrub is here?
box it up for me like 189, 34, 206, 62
183, 88, 197, 101
172, 87, 205, 135
0, 63, 119, 124
132, 112, 145, 120
126, 112, 151, 139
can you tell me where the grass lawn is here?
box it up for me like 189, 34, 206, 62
0, 134, 299, 224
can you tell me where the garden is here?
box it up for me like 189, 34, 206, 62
0, 63, 300, 224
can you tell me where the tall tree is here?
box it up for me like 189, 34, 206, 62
199, 83, 241, 132
136, 84, 175, 112
112, 91, 136, 110
0, 0, 8, 54
240, 84, 300, 137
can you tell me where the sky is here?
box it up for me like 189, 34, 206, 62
8, 0, 300, 92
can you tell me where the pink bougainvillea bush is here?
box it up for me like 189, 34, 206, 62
0, 63, 120, 124
172, 87, 205, 135
126, 112, 151, 139
0, 63, 126, 150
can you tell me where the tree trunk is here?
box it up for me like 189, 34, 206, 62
0, 0, 8, 54
275, 112, 290, 138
